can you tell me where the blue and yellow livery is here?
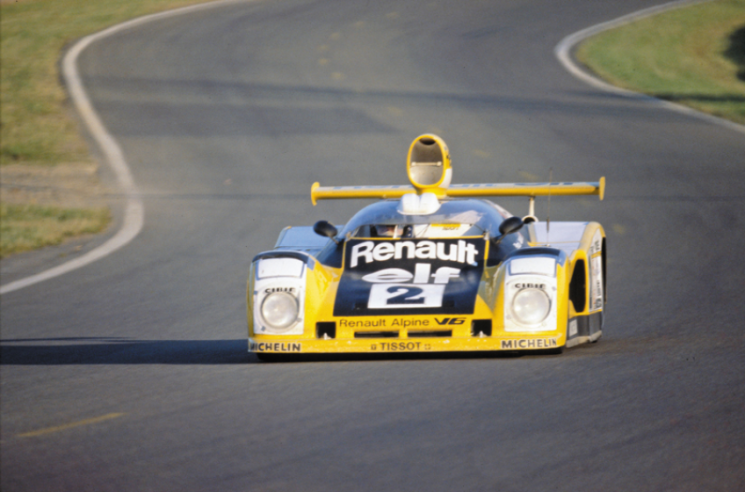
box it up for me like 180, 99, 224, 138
248, 135, 606, 360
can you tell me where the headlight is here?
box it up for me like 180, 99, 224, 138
261, 292, 298, 329
511, 288, 551, 325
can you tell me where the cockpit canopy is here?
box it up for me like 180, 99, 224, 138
353, 223, 481, 239
340, 198, 512, 240
312, 198, 528, 268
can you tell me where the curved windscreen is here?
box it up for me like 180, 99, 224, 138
339, 199, 511, 239
351, 223, 483, 239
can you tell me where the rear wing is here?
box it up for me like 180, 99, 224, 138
310, 134, 605, 205
311, 179, 605, 205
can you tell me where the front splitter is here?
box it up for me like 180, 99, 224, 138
248, 335, 563, 354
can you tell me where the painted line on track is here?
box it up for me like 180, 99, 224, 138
555, 0, 745, 136
17, 413, 125, 438
0, 0, 250, 296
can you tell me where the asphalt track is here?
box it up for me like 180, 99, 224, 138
2, 0, 744, 490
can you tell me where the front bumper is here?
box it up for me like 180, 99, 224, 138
248, 334, 564, 354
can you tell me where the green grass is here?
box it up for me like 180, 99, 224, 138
1, 0, 215, 258
1, 0, 216, 166
1, 203, 110, 258
576, 0, 745, 124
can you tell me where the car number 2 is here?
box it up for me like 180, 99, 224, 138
368, 284, 446, 309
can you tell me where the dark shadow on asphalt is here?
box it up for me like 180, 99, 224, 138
0, 338, 564, 364
653, 93, 745, 103
255, 351, 537, 363
0, 339, 251, 365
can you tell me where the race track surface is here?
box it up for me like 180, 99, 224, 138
2, 1, 744, 490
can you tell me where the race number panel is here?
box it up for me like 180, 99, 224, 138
368, 284, 446, 309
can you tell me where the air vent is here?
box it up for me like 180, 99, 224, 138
316, 322, 336, 339
408, 330, 452, 338
569, 260, 587, 313
354, 331, 399, 338
471, 319, 492, 337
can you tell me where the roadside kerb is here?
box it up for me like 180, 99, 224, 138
0, 0, 250, 295
554, 0, 745, 136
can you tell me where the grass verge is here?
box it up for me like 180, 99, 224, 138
0, 0, 216, 258
576, 0, 745, 124
1, 203, 110, 258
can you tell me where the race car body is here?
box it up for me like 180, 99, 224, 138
248, 135, 606, 358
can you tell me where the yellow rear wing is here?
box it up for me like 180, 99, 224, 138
447, 180, 605, 199
310, 134, 605, 206
311, 178, 605, 205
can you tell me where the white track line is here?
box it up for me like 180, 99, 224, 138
555, 0, 745, 136
0, 0, 249, 296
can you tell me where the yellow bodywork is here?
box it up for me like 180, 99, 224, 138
247, 224, 606, 355
311, 179, 605, 205
310, 133, 604, 205
250, 134, 605, 356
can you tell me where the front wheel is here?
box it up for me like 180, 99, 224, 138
255, 352, 281, 362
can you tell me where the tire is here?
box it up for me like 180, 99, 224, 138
255, 352, 281, 362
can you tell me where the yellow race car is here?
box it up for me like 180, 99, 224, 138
248, 134, 606, 359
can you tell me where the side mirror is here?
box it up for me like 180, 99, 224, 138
493, 216, 524, 247
498, 216, 524, 236
313, 220, 340, 244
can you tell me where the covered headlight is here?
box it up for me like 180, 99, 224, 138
511, 288, 551, 325
261, 292, 298, 329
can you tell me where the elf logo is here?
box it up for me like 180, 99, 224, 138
435, 317, 466, 325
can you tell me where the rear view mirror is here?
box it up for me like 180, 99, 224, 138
313, 220, 340, 244
499, 216, 524, 236
493, 216, 524, 247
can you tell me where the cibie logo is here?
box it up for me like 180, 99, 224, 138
265, 287, 295, 294
514, 283, 545, 290
350, 240, 478, 268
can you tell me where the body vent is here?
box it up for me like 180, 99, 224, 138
316, 322, 336, 339
408, 330, 452, 338
354, 331, 399, 338
471, 319, 492, 337
569, 260, 587, 313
